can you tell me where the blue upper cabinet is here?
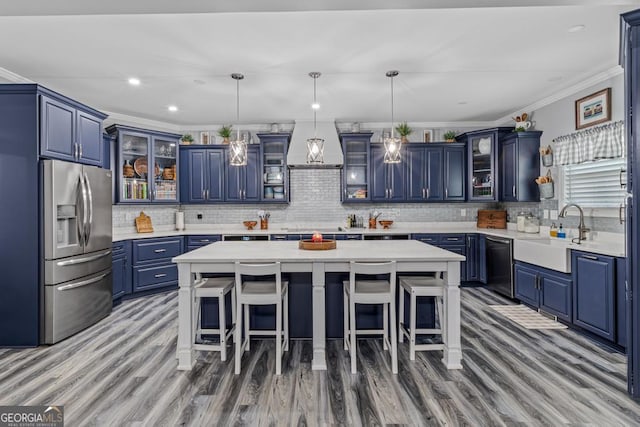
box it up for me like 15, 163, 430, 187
457, 127, 511, 202
258, 133, 290, 203
225, 145, 261, 202
370, 143, 405, 202
500, 131, 542, 202
179, 147, 224, 203
406, 144, 456, 201
107, 124, 181, 204
39, 89, 107, 167
341, 132, 373, 202
443, 144, 466, 201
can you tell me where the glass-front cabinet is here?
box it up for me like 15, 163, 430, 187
257, 133, 291, 203
341, 132, 373, 202
107, 124, 181, 204
458, 127, 511, 202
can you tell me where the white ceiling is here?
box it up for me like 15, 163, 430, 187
0, 1, 638, 128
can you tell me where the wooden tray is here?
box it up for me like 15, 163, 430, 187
298, 239, 336, 250
477, 210, 507, 229
135, 211, 154, 233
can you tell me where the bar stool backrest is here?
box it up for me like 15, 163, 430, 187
234, 261, 282, 298
349, 261, 396, 295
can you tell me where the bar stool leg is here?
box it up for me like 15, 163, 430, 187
409, 291, 417, 361
244, 305, 250, 352
350, 300, 357, 374
231, 287, 237, 343
276, 301, 282, 375
219, 292, 227, 362
343, 289, 349, 351
389, 300, 398, 374
398, 286, 405, 343
383, 303, 389, 351
235, 301, 242, 375
284, 291, 289, 352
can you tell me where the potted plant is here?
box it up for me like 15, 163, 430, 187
180, 134, 194, 145
395, 122, 412, 143
443, 130, 457, 142
217, 125, 233, 144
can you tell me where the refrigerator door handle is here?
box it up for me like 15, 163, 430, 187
83, 173, 93, 246
75, 175, 86, 245
58, 272, 109, 291
56, 250, 112, 266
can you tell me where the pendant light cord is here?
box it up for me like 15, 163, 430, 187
313, 75, 317, 138
236, 77, 240, 140
390, 74, 395, 139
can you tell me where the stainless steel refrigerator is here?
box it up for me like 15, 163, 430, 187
42, 159, 113, 344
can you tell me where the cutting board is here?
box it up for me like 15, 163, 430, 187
477, 210, 507, 229
135, 211, 154, 233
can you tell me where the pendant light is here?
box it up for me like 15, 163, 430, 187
306, 72, 324, 164
229, 73, 247, 166
384, 70, 402, 164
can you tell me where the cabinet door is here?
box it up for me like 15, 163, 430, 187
225, 163, 242, 201
370, 145, 388, 201
426, 147, 443, 200
468, 133, 496, 201
539, 271, 572, 321
515, 263, 539, 307
478, 234, 487, 284
406, 146, 425, 201
466, 234, 479, 281
76, 110, 103, 166
440, 244, 466, 282
444, 146, 465, 200
151, 136, 178, 203
501, 139, 517, 201
242, 147, 261, 202
181, 149, 207, 203
207, 149, 224, 202
572, 251, 615, 340
40, 95, 76, 161
617, 257, 627, 347
388, 160, 405, 201
341, 135, 371, 202
118, 131, 151, 203
112, 256, 126, 300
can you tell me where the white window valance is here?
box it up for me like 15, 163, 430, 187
553, 121, 625, 165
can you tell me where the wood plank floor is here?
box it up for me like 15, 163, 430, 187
1, 287, 638, 426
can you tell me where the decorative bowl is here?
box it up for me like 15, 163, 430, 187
243, 220, 258, 230
378, 220, 394, 229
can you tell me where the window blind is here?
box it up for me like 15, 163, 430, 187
563, 158, 626, 208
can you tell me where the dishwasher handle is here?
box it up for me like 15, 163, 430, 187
485, 236, 512, 245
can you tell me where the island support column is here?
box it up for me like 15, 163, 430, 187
177, 263, 195, 370
442, 260, 463, 369
312, 262, 328, 370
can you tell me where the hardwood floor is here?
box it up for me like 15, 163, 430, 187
1, 287, 638, 426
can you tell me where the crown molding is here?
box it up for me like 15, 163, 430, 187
103, 111, 182, 133
355, 121, 496, 129
0, 67, 32, 83
493, 65, 624, 126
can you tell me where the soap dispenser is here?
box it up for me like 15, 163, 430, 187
557, 223, 566, 239
550, 222, 557, 237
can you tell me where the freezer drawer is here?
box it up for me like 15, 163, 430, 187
43, 268, 112, 344
44, 249, 112, 285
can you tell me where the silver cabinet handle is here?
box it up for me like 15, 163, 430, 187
74, 143, 79, 159
78, 143, 83, 159
389, 188, 393, 198
445, 188, 448, 199
199, 239, 210, 243
57, 250, 112, 266
581, 254, 599, 261
59, 272, 109, 291
446, 237, 459, 241
83, 173, 93, 246
422, 188, 425, 199
535, 275, 540, 290
154, 249, 167, 253
427, 188, 430, 199
620, 203, 625, 224
154, 273, 167, 278
486, 236, 512, 245
512, 185, 516, 197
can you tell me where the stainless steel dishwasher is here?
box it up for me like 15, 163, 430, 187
485, 236, 514, 298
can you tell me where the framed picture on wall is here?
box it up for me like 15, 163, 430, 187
200, 131, 210, 145
423, 129, 433, 143
575, 88, 611, 130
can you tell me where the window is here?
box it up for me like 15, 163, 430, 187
562, 157, 626, 208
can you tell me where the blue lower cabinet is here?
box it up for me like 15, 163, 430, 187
112, 241, 131, 302
515, 261, 572, 321
572, 250, 615, 341
466, 234, 479, 281
478, 234, 487, 284
617, 257, 627, 348
185, 235, 222, 252
133, 263, 179, 292
412, 233, 467, 281
131, 237, 183, 293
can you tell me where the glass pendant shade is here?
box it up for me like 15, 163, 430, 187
229, 73, 247, 166
384, 70, 402, 164
307, 72, 324, 164
306, 137, 324, 163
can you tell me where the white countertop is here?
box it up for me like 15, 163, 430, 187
113, 221, 625, 258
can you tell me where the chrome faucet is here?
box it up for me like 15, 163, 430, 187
558, 203, 590, 244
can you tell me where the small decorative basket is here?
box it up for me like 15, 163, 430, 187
542, 153, 554, 167
298, 240, 337, 250
536, 170, 554, 199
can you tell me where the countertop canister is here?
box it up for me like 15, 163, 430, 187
176, 211, 185, 231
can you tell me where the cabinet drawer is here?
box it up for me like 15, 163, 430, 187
412, 233, 439, 244
132, 237, 183, 264
112, 242, 127, 258
133, 263, 178, 291
440, 234, 466, 243
413, 233, 466, 244
186, 235, 221, 247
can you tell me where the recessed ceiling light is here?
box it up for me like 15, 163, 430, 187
193, 79, 206, 85
311, 102, 320, 110
568, 25, 585, 33
458, 101, 468, 105
168, 105, 178, 112
128, 77, 141, 86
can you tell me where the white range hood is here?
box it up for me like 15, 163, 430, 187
287, 120, 343, 168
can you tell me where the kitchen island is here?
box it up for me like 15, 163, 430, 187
172, 239, 465, 371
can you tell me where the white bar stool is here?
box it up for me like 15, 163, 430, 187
193, 275, 236, 362
398, 276, 445, 361
343, 261, 398, 374
234, 262, 289, 375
